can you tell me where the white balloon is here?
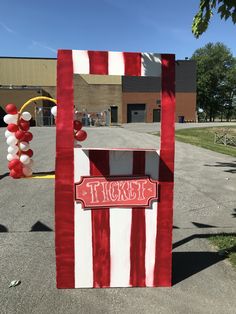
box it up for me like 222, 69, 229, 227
23, 167, 32, 177
5, 130, 12, 138
19, 142, 30, 151
7, 154, 19, 161
3, 114, 18, 124
51, 106, 57, 116
6, 135, 17, 146
7, 154, 13, 161
20, 154, 30, 164
8, 146, 19, 154
21, 112, 32, 121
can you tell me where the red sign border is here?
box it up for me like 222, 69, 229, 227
74, 175, 159, 209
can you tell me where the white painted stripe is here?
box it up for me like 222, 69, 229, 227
145, 151, 159, 286
72, 50, 162, 76
72, 50, 90, 74
109, 151, 133, 287
74, 148, 93, 288
108, 51, 125, 76
141, 53, 162, 77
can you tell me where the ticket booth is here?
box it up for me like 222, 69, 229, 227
55, 50, 175, 288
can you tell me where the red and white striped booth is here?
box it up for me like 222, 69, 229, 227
56, 50, 175, 288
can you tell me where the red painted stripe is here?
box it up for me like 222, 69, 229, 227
154, 54, 175, 287
130, 151, 146, 287
55, 50, 75, 288
123, 52, 141, 76
89, 150, 110, 287
88, 51, 109, 75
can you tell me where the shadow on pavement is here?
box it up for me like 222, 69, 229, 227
32, 171, 55, 175
172, 232, 236, 285
191, 222, 217, 228
172, 251, 225, 285
30, 221, 53, 232
204, 161, 236, 174
0, 224, 8, 232
173, 232, 236, 250
0, 172, 9, 180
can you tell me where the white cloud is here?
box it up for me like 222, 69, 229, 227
0, 22, 14, 33
31, 40, 56, 53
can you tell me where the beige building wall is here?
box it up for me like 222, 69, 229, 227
74, 75, 122, 123
0, 58, 56, 86
42, 86, 56, 99
0, 89, 45, 119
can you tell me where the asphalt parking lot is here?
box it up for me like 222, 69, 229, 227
0, 124, 236, 314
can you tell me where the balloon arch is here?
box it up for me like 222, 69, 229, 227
4, 96, 87, 179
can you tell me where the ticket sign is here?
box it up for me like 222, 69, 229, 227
75, 176, 159, 209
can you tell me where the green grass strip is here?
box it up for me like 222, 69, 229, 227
153, 126, 236, 157
208, 234, 236, 268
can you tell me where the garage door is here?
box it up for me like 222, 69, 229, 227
127, 104, 146, 123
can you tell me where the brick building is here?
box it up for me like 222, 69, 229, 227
0, 56, 196, 125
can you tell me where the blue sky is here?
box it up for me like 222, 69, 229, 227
0, 0, 235, 60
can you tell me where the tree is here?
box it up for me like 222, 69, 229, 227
192, 0, 236, 38
191, 42, 236, 121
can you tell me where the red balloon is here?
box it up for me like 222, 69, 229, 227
10, 168, 23, 179
8, 159, 23, 171
5, 104, 18, 114
75, 130, 87, 141
24, 149, 33, 157
74, 120, 82, 131
15, 130, 25, 140
19, 120, 30, 131
23, 132, 33, 142
7, 123, 19, 132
